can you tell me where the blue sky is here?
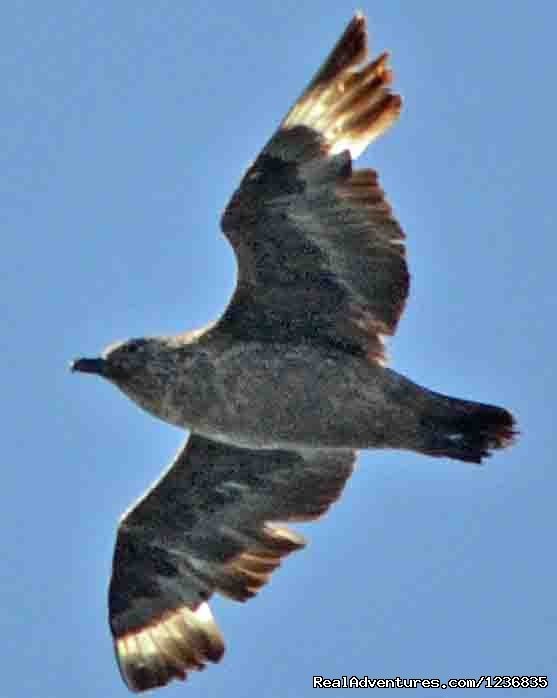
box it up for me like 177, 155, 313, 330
3, 2, 555, 696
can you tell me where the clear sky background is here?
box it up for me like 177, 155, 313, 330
3, 2, 555, 697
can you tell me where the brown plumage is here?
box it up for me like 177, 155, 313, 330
110, 438, 354, 691
72, 14, 516, 692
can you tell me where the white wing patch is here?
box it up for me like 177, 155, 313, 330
283, 47, 401, 159
115, 602, 224, 692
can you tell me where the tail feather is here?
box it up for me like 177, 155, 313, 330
421, 399, 517, 464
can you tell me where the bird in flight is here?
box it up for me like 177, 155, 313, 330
72, 14, 516, 692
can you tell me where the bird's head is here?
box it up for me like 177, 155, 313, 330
72, 337, 157, 380
71, 336, 183, 417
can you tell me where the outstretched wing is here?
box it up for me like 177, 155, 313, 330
218, 14, 407, 364
109, 434, 355, 692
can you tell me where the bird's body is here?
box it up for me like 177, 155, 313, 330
104, 334, 427, 450
100, 333, 509, 459
72, 14, 516, 693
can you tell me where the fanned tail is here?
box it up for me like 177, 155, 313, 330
421, 397, 517, 464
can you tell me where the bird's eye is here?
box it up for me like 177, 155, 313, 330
127, 342, 142, 354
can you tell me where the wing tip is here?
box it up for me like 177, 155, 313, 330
323, 12, 368, 78
114, 602, 225, 693
283, 13, 401, 159
294, 13, 369, 97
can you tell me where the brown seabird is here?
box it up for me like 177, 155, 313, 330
72, 14, 516, 692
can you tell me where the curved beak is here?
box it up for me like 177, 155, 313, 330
71, 357, 107, 376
